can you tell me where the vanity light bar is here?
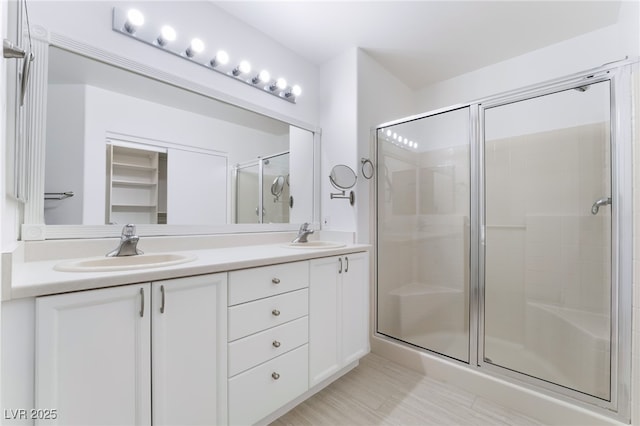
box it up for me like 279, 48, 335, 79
112, 7, 302, 104
379, 128, 419, 150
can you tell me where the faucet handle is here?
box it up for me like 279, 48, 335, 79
122, 224, 137, 237
300, 222, 310, 231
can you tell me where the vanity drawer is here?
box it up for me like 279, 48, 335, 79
228, 261, 309, 306
228, 316, 308, 377
228, 344, 309, 426
228, 288, 308, 341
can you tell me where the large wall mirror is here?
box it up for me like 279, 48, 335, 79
18, 32, 319, 239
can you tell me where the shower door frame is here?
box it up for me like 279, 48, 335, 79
477, 64, 633, 420
373, 59, 634, 421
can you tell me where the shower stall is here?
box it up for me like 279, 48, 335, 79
374, 61, 633, 420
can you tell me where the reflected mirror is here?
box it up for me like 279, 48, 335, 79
271, 176, 286, 200
42, 46, 315, 227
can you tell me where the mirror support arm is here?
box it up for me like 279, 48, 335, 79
330, 190, 355, 206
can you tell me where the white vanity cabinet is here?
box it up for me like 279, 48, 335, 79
36, 284, 151, 425
227, 261, 310, 425
150, 275, 228, 426
35, 274, 227, 426
309, 253, 369, 387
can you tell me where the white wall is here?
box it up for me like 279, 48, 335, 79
356, 49, 415, 243
318, 48, 358, 232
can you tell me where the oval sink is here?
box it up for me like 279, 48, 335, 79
285, 241, 346, 249
54, 253, 197, 272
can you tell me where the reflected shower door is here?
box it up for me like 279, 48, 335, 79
377, 107, 470, 363
262, 153, 290, 224
235, 163, 260, 223
483, 81, 612, 400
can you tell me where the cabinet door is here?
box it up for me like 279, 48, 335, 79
340, 253, 370, 365
152, 274, 227, 426
36, 285, 151, 426
308, 256, 341, 387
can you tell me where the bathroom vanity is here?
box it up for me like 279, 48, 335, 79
1, 238, 370, 425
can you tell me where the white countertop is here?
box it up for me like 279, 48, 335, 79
8, 243, 370, 300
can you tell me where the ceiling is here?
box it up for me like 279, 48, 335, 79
213, 1, 622, 90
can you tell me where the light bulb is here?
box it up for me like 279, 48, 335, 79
403, 138, 408, 145
124, 9, 144, 34
252, 69, 271, 84
284, 84, 302, 99
393, 133, 397, 140
386, 130, 392, 137
239, 60, 251, 74
156, 25, 176, 46
276, 78, 287, 90
210, 50, 229, 67
185, 38, 204, 58
233, 60, 251, 76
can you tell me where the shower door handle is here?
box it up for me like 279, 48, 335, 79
591, 197, 611, 215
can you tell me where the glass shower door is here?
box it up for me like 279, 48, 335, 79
376, 107, 471, 363
483, 81, 612, 400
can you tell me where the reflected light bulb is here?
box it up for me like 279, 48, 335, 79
124, 9, 144, 34
386, 130, 392, 137
393, 133, 397, 140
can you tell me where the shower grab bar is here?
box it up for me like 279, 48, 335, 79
591, 197, 611, 215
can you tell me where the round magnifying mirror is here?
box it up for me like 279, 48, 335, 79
329, 165, 357, 190
271, 175, 286, 198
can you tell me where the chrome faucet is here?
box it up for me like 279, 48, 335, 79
292, 222, 314, 243
107, 224, 144, 257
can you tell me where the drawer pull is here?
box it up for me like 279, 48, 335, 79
272, 340, 281, 348
272, 372, 280, 380
272, 309, 281, 317
272, 277, 281, 284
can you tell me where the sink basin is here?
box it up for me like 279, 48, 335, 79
284, 241, 346, 249
54, 253, 197, 272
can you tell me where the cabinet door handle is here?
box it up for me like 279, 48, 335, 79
338, 257, 343, 274
139, 288, 145, 318
272, 340, 281, 348
272, 372, 280, 380
272, 277, 281, 284
160, 285, 166, 314
272, 309, 281, 317
345, 256, 349, 273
